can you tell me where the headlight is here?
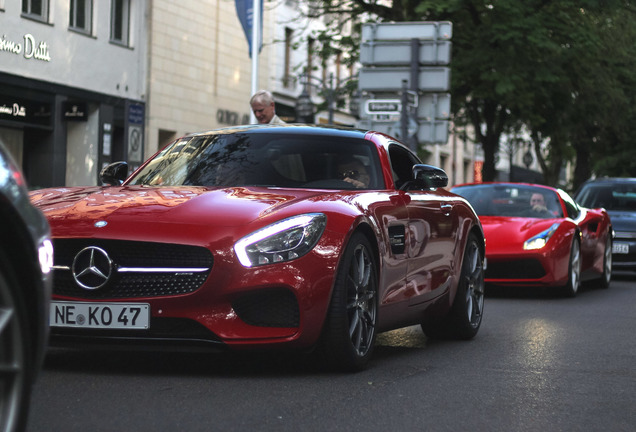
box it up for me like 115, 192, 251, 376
523, 223, 560, 250
234, 213, 327, 267
38, 239, 54, 275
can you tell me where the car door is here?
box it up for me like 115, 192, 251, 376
387, 144, 457, 304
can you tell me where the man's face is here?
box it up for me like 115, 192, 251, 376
531, 193, 545, 207
338, 160, 370, 188
251, 100, 275, 124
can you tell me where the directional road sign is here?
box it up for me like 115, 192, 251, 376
360, 40, 451, 66
362, 22, 452, 41
359, 67, 450, 92
365, 99, 402, 116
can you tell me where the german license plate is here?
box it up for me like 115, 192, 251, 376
612, 242, 629, 254
50, 301, 150, 329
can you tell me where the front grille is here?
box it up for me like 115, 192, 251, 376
53, 239, 213, 299
486, 259, 546, 279
232, 289, 300, 328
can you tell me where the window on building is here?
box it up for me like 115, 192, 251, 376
110, 0, 130, 46
70, 0, 92, 33
283, 28, 293, 88
307, 37, 314, 76
22, 0, 49, 22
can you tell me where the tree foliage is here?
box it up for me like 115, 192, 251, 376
295, 0, 636, 186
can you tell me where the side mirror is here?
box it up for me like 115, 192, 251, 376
411, 164, 448, 189
100, 161, 128, 186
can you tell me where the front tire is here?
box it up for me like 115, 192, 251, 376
319, 232, 378, 372
422, 233, 485, 340
563, 237, 582, 297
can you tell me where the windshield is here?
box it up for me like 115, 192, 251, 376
453, 184, 563, 219
576, 182, 636, 211
128, 132, 383, 190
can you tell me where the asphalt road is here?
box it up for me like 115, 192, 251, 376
27, 274, 636, 432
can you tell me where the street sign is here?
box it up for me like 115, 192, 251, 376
365, 99, 402, 115
359, 67, 450, 92
357, 118, 449, 144
416, 93, 451, 119
360, 41, 452, 66
416, 120, 449, 143
362, 22, 452, 41
358, 21, 453, 145
407, 90, 418, 108
373, 114, 400, 122
359, 93, 448, 121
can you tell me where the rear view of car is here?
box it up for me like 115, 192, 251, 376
575, 178, 636, 271
0, 143, 53, 431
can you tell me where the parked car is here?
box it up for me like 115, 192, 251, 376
0, 142, 52, 431
30, 124, 485, 371
575, 177, 636, 271
451, 182, 612, 296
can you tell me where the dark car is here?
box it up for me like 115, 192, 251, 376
31, 124, 485, 371
575, 178, 636, 271
0, 143, 53, 431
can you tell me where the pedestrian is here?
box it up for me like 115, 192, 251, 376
250, 90, 286, 124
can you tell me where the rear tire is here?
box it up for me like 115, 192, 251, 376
422, 233, 485, 340
598, 232, 612, 289
319, 232, 378, 372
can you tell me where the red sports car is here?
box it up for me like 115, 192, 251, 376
451, 182, 613, 296
31, 124, 485, 371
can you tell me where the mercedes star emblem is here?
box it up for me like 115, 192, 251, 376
72, 246, 113, 290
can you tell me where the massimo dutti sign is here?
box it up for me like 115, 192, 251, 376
0, 95, 51, 127
0, 33, 51, 62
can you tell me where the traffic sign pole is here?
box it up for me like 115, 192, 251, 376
400, 80, 409, 146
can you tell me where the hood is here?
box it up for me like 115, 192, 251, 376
479, 216, 560, 252
607, 210, 636, 233
30, 185, 332, 239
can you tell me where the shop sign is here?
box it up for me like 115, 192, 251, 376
0, 33, 51, 62
217, 108, 250, 125
0, 95, 51, 127
63, 102, 87, 121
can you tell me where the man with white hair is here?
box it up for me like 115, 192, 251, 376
250, 90, 286, 124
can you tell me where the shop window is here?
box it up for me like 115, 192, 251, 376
70, 0, 92, 34
110, 0, 130, 46
22, 0, 49, 23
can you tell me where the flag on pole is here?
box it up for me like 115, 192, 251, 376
235, 0, 263, 58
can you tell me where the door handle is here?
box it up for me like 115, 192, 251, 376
441, 204, 453, 215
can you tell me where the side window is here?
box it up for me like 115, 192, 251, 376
22, 0, 49, 23
559, 190, 581, 219
70, 0, 93, 34
388, 144, 419, 189
111, 0, 130, 46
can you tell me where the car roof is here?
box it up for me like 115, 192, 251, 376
188, 124, 370, 140
452, 182, 559, 192
579, 177, 636, 185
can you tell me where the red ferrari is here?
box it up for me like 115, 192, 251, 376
451, 182, 613, 296
31, 125, 485, 371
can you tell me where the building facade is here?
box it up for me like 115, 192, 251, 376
0, 0, 148, 188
